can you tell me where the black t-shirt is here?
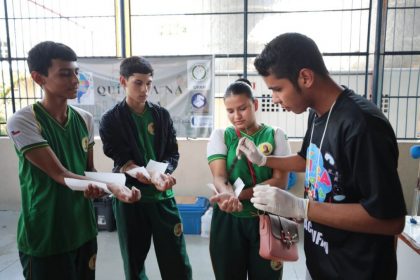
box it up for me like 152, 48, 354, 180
298, 88, 406, 280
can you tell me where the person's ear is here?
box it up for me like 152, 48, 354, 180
298, 68, 314, 89
253, 98, 259, 111
119, 75, 127, 88
31, 71, 45, 87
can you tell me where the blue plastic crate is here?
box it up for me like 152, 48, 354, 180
177, 196, 209, 235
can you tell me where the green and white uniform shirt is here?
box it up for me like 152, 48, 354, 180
207, 124, 291, 217
130, 107, 173, 202
7, 102, 97, 257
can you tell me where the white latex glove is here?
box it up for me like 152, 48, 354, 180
236, 138, 267, 166
251, 184, 309, 220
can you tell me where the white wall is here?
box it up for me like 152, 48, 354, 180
0, 137, 418, 214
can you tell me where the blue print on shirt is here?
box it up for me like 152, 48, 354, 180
305, 143, 332, 202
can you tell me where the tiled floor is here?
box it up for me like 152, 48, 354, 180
0, 210, 307, 280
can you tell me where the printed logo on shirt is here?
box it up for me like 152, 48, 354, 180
305, 143, 332, 202
174, 223, 183, 237
147, 122, 155, 135
305, 143, 344, 202
304, 220, 329, 255
88, 254, 97, 270
258, 142, 273, 156
270, 260, 283, 271
81, 137, 89, 152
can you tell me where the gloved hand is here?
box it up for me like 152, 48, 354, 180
251, 184, 309, 220
236, 138, 267, 166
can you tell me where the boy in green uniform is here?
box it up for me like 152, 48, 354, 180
99, 56, 192, 280
7, 41, 140, 280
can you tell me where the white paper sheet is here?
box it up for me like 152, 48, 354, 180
207, 179, 244, 197
233, 177, 245, 197
126, 166, 150, 179
84, 172, 126, 186
64, 178, 111, 194
125, 160, 169, 180
146, 160, 169, 174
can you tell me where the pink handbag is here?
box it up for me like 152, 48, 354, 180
259, 214, 299, 262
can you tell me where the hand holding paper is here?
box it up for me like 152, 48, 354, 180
150, 171, 176, 191
126, 166, 151, 184
84, 183, 107, 199
125, 160, 170, 186
107, 183, 141, 203
207, 177, 245, 213
84, 172, 140, 203
65, 172, 141, 203
210, 192, 243, 213
65, 178, 111, 194
208, 184, 240, 213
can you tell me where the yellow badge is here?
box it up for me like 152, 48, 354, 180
270, 260, 283, 271
258, 142, 273, 156
81, 137, 89, 152
88, 254, 97, 270
174, 223, 183, 237
147, 122, 155, 135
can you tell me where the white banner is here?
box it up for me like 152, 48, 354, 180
73, 56, 214, 138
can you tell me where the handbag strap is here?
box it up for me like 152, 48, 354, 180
235, 127, 257, 186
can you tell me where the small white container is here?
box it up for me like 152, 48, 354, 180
201, 207, 213, 238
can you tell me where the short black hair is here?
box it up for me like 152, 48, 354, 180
254, 33, 329, 88
120, 56, 154, 78
27, 41, 77, 76
224, 78, 255, 101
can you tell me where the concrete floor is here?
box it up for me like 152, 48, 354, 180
0, 210, 307, 280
